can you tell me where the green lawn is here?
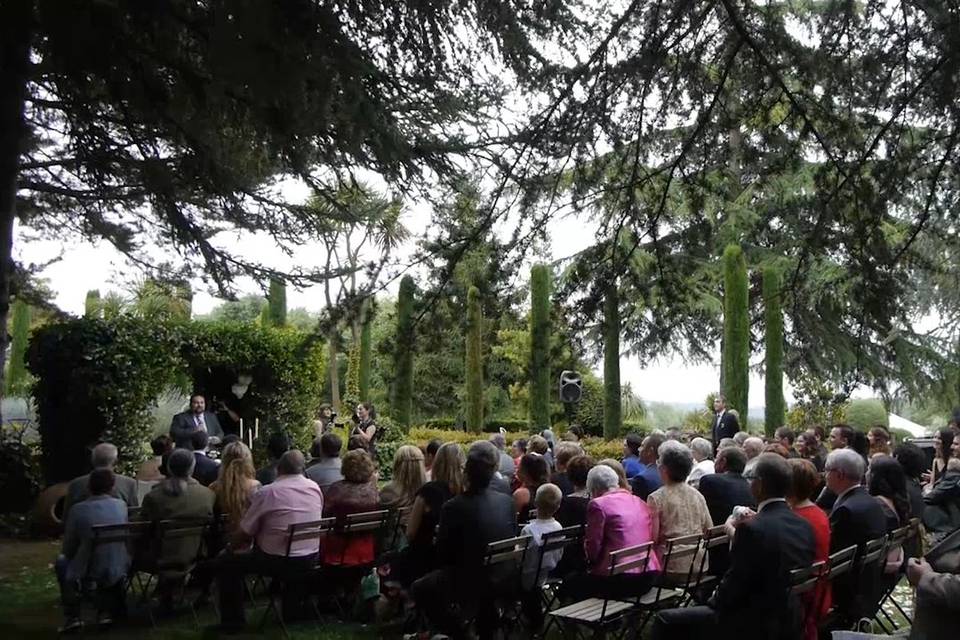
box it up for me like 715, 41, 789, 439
0, 538, 376, 639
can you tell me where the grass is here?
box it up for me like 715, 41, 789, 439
0, 537, 376, 640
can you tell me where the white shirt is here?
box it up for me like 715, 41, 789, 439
520, 517, 564, 589
687, 459, 715, 488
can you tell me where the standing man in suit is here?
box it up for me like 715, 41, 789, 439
169, 393, 223, 447
652, 454, 815, 640
711, 394, 740, 453
824, 448, 888, 628
411, 440, 517, 639
698, 446, 756, 576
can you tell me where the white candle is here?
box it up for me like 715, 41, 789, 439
239, 418, 244, 441
255, 418, 260, 440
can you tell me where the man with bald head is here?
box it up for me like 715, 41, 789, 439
63, 442, 139, 520
214, 449, 323, 631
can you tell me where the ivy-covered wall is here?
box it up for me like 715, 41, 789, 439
27, 318, 325, 483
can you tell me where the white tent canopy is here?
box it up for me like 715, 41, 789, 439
888, 413, 929, 439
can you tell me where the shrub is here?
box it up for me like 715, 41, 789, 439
762, 265, 785, 436
573, 374, 605, 437
602, 285, 621, 439
28, 317, 326, 482
5, 299, 31, 396
0, 423, 43, 513
846, 398, 888, 431
581, 437, 626, 462
722, 244, 750, 415
392, 275, 416, 430
465, 286, 484, 432
529, 264, 551, 430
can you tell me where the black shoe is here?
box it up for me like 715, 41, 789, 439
58, 618, 83, 634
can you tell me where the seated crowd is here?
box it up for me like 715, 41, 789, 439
53, 402, 960, 640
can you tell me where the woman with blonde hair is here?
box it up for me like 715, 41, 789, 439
379, 445, 427, 521
389, 442, 465, 586
210, 441, 261, 541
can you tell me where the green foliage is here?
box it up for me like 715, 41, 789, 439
722, 245, 750, 415
845, 398, 889, 431
573, 372, 605, 437
344, 342, 361, 410
83, 290, 101, 318
786, 378, 849, 431
0, 423, 43, 513
529, 264, 551, 430
5, 300, 31, 396
266, 278, 287, 327
603, 285, 621, 439
27, 317, 325, 482
465, 286, 484, 433
358, 305, 373, 402
197, 295, 267, 324
763, 265, 785, 436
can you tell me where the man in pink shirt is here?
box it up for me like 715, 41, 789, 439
213, 450, 323, 631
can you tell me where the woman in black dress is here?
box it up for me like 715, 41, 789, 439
351, 402, 379, 458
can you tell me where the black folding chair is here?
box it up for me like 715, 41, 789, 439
817, 544, 858, 632
538, 525, 585, 611
789, 560, 826, 597
873, 524, 912, 632
386, 506, 413, 550
85, 522, 151, 613
322, 510, 390, 619
481, 534, 533, 637
544, 541, 654, 640
688, 524, 728, 603
140, 518, 211, 627
259, 517, 335, 637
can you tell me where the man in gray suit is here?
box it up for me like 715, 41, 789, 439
907, 532, 960, 640
63, 443, 139, 521
169, 393, 223, 447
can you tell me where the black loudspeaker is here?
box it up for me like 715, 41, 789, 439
559, 370, 583, 403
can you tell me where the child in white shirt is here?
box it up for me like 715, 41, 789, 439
520, 483, 564, 589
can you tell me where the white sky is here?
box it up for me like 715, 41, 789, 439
14, 198, 802, 410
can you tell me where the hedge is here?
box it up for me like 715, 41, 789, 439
27, 317, 325, 482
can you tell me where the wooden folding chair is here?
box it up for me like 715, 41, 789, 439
545, 541, 654, 640
634, 532, 703, 632
788, 560, 826, 597
87, 522, 150, 607
386, 505, 412, 550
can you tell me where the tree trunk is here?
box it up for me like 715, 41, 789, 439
0, 0, 34, 418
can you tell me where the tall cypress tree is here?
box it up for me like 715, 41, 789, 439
84, 289, 101, 318
5, 299, 30, 395
393, 276, 416, 430
529, 264, 551, 430
358, 302, 374, 402
763, 265, 785, 436
465, 285, 484, 433
603, 284, 621, 440
722, 244, 750, 416
267, 277, 287, 327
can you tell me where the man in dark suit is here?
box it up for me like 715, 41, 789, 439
824, 448, 888, 628
412, 440, 516, 639
186, 430, 220, 487
711, 394, 740, 453
698, 446, 756, 576
653, 454, 815, 640
169, 393, 223, 447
